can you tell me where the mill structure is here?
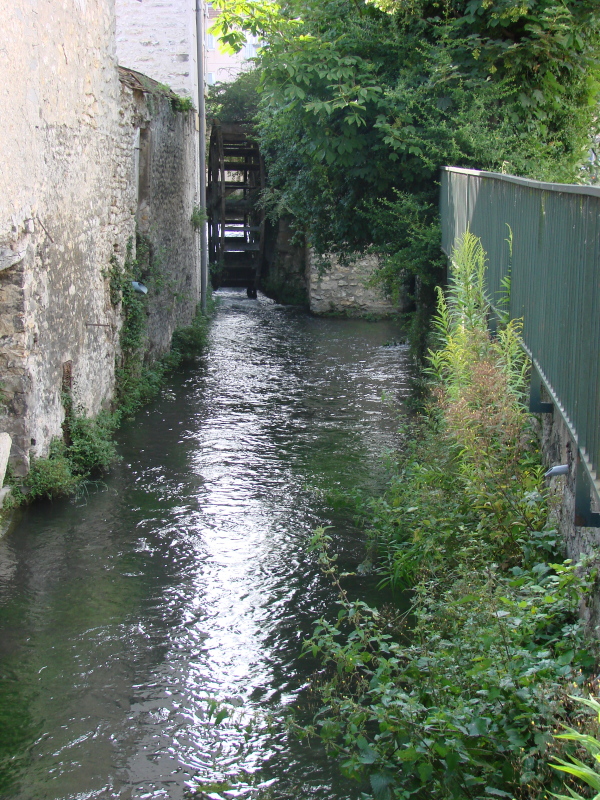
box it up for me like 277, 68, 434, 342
207, 121, 265, 297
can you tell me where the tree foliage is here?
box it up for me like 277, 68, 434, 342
211, 0, 600, 323
206, 67, 261, 122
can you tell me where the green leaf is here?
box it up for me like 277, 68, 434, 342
418, 761, 433, 783
550, 760, 600, 792
357, 741, 378, 764
370, 772, 394, 799
557, 650, 574, 665
397, 746, 419, 763
467, 718, 489, 736
445, 751, 460, 771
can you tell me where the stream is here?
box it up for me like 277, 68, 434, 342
0, 290, 410, 800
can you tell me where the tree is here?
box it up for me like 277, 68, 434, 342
206, 67, 261, 122
212, 0, 600, 344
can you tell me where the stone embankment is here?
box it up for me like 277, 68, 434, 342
262, 219, 398, 316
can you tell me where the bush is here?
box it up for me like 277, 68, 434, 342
68, 410, 118, 477
25, 440, 79, 501
15, 407, 118, 503
171, 306, 210, 361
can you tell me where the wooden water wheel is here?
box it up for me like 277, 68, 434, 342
207, 120, 265, 297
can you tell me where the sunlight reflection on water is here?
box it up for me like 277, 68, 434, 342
0, 290, 410, 800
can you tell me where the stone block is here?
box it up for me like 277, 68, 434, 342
0, 433, 11, 487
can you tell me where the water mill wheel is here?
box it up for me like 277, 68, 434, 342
207, 120, 265, 298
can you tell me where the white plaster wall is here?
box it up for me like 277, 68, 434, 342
115, 0, 257, 104
1, 0, 121, 238
116, 0, 199, 106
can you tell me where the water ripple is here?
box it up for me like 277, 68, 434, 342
0, 290, 410, 800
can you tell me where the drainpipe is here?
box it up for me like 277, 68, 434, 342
195, 0, 208, 313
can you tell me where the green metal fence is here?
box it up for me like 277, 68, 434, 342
440, 166, 600, 523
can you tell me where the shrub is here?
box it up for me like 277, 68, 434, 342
68, 410, 118, 477
26, 440, 79, 501
190, 205, 208, 231
171, 306, 210, 361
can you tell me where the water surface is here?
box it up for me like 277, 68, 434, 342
0, 291, 409, 799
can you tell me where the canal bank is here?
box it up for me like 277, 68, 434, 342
0, 290, 410, 799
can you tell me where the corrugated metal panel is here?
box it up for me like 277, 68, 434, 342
440, 166, 600, 494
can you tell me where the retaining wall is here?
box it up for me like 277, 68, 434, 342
307, 251, 396, 317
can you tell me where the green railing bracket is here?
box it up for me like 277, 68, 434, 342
529, 366, 553, 415
575, 457, 600, 528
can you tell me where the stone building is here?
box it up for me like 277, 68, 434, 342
1, 1, 200, 477
1, 0, 133, 475
115, 0, 202, 105
114, 0, 256, 98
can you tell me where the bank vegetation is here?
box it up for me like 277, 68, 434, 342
303, 233, 600, 800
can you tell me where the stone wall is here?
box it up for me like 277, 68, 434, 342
120, 70, 201, 361
0, 6, 199, 477
537, 402, 600, 635
307, 251, 397, 317
260, 224, 399, 315
1, 0, 134, 475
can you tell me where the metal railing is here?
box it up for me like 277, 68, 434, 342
440, 166, 600, 525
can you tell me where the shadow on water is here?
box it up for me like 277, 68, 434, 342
0, 290, 411, 800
